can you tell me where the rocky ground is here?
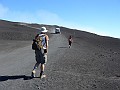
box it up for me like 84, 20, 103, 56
0, 20, 120, 90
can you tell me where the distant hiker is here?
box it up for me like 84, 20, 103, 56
31, 26, 49, 78
68, 35, 73, 48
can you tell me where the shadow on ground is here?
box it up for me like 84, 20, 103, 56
0, 75, 32, 82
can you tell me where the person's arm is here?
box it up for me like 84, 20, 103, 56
71, 38, 73, 42
45, 35, 49, 49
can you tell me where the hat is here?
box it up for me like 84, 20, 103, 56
41, 27, 48, 33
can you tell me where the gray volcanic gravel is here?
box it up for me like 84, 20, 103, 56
0, 20, 120, 90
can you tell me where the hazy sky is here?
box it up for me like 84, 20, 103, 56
0, 0, 120, 38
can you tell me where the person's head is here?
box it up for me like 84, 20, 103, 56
69, 35, 72, 38
40, 27, 48, 34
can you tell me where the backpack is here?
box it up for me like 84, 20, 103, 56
32, 39, 39, 50
32, 34, 46, 50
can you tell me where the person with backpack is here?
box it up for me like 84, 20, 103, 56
68, 35, 73, 48
31, 26, 49, 78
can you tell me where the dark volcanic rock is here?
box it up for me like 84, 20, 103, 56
0, 20, 120, 90
0, 20, 39, 40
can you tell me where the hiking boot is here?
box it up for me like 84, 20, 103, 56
69, 45, 71, 48
31, 70, 35, 78
39, 71, 46, 78
40, 74, 46, 79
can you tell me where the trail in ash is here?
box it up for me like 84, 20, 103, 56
0, 32, 69, 90
0, 29, 120, 90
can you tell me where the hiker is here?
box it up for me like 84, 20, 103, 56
68, 35, 73, 48
31, 26, 49, 78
